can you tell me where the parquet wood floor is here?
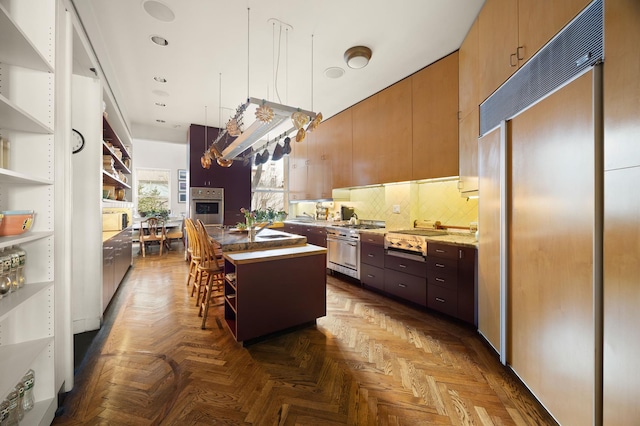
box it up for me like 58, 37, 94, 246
53, 247, 556, 425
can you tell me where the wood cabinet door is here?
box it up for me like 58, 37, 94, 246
478, 0, 519, 102
377, 78, 412, 184
509, 71, 594, 426
604, 0, 640, 170
289, 138, 308, 201
518, 0, 591, 63
459, 108, 479, 194
411, 52, 459, 180
459, 19, 479, 119
603, 166, 640, 424
327, 109, 353, 189
307, 123, 332, 199
352, 94, 380, 186
477, 126, 501, 352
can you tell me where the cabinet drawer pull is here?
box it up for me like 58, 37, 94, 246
436, 278, 445, 282
435, 263, 445, 268
398, 283, 407, 288
368, 254, 374, 257
399, 264, 407, 268
435, 249, 445, 253
367, 274, 375, 278
510, 52, 517, 67
517, 45, 525, 60
435, 297, 445, 303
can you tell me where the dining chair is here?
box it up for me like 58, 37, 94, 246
166, 219, 184, 250
138, 217, 167, 257
195, 223, 225, 329
195, 219, 224, 268
185, 218, 201, 292
191, 220, 218, 306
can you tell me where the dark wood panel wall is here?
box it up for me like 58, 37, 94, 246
188, 124, 251, 226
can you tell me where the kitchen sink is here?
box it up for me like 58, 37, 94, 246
256, 234, 289, 239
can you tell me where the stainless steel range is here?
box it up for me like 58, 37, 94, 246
384, 228, 448, 260
326, 220, 385, 279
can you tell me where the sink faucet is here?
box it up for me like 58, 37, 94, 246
254, 220, 274, 236
302, 212, 314, 219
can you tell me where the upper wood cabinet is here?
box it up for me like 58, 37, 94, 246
326, 109, 353, 189
306, 128, 332, 200
459, 19, 480, 195
478, 0, 591, 102
459, 19, 480, 119
459, 109, 479, 194
411, 52, 459, 180
378, 78, 413, 184
289, 137, 308, 201
352, 94, 382, 186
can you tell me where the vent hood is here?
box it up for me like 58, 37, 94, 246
212, 97, 318, 161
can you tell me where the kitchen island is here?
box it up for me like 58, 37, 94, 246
204, 226, 327, 344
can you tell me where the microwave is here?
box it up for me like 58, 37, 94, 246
102, 212, 128, 231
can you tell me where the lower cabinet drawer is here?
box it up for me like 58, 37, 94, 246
361, 264, 384, 291
384, 269, 427, 306
427, 285, 458, 317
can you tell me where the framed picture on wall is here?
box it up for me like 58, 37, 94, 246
178, 191, 187, 203
178, 181, 187, 191
178, 169, 187, 181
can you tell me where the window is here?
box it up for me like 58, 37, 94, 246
136, 168, 171, 215
251, 149, 287, 211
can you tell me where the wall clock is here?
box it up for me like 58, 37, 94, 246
72, 129, 85, 154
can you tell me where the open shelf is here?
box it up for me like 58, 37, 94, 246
103, 141, 131, 174
0, 231, 54, 249
0, 281, 53, 321
0, 3, 54, 73
102, 169, 131, 189
0, 337, 53, 398
0, 93, 54, 134
0, 168, 53, 185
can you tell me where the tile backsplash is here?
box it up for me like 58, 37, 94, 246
290, 178, 478, 230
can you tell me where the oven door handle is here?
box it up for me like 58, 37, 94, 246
386, 249, 426, 263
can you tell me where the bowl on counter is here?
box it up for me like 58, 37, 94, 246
0, 210, 35, 236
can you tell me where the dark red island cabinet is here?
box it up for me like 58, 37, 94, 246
222, 245, 327, 344
188, 124, 251, 226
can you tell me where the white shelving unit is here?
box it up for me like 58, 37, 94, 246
0, 0, 65, 423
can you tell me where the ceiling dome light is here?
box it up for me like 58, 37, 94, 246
150, 35, 169, 46
324, 67, 345, 79
142, 0, 175, 22
344, 46, 372, 69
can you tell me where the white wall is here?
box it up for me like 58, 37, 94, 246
132, 138, 188, 217
71, 74, 103, 333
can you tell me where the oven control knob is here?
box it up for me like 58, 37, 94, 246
407, 244, 413, 248
417, 245, 422, 251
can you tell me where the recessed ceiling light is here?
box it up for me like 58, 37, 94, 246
324, 67, 345, 79
173, 124, 181, 128
150, 35, 169, 46
152, 90, 169, 97
344, 46, 372, 69
142, 0, 175, 22
154, 76, 167, 83
155, 102, 166, 107
156, 119, 166, 123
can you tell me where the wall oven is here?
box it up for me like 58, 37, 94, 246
189, 187, 224, 225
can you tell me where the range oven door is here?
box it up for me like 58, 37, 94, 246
326, 236, 360, 279
191, 199, 223, 225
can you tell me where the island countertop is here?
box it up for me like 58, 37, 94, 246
205, 226, 307, 252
